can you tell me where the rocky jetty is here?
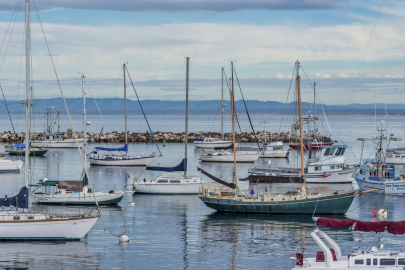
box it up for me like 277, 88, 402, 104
0, 130, 333, 144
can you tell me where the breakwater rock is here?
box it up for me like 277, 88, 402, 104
0, 131, 333, 144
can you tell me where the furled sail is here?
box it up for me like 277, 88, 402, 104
0, 186, 28, 208
197, 167, 236, 189
95, 144, 128, 152
146, 159, 187, 172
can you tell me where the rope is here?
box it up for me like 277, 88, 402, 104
125, 66, 161, 155
0, 84, 15, 133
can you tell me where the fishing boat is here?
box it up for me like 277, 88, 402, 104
31, 107, 85, 148
89, 63, 156, 166
247, 145, 355, 184
199, 61, 358, 214
385, 147, 405, 165
0, 157, 23, 173
0, 1, 98, 240
354, 124, 405, 194
5, 143, 48, 156
31, 75, 125, 205
133, 57, 204, 195
292, 217, 405, 269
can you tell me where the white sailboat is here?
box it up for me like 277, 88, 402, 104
193, 68, 234, 149
31, 75, 125, 205
0, 158, 23, 173
89, 63, 155, 166
133, 57, 204, 195
0, 0, 98, 240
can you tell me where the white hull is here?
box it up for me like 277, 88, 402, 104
385, 156, 405, 165
356, 178, 405, 194
306, 168, 355, 184
134, 177, 203, 194
31, 139, 84, 148
0, 216, 98, 240
194, 141, 236, 149
0, 159, 23, 172
259, 150, 289, 158
200, 152, 259, 163
89, 156, 153, 166
32, 191, 125, 205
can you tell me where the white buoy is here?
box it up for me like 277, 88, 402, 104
54, 153, 58, 156
377, 209, 388, 219
130, 202, 135, 206
119, 234, 129, 242
267, 160, 271, 165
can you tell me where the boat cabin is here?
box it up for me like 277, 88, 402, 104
307, 145, 349, 173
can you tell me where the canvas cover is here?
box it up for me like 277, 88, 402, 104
57, 181, 83, 192
147, 158, 187, 172
95, 144, 128, 152
0, 186, 28, 209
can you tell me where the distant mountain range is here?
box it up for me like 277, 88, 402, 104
1, 98, 404, 115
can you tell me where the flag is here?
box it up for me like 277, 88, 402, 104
99, 127, 103, 138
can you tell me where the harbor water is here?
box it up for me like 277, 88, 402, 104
0, 114, 405, 269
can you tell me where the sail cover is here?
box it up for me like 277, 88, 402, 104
197, 167, 236, 189
95, 144, 128, 152
316, 217, 405, 235
146, 159, 186, 172
0, 186, 28, 209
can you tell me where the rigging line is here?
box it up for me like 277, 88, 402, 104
0, 84, 15, 133
190, 64, 210, 119
223, 70, 242, 133
0, 0, 12, 13
105, 68, 122, 115
0, 0, 20, 55
125, 67, 161, 155
278, 63, 296, 134
33, 0, 101, 214
16, 28, 24, 134
344, 0, 384, 122
233, 66, 260, 149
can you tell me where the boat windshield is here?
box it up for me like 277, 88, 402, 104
324, 148, 335, 156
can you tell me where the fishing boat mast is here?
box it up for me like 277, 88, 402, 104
296, 61, 306, 192
231, 61, 238, 189
184, 57, 189, 178
221, 67, 224, 141
82, 74, 87, 166
124, 63, 128, 156
24, 0, 30, 189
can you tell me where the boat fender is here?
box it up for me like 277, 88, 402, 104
323, 173, 328, 177
108, 190, 114, 194
377, 209, 387, 219
119, 234, 129, 242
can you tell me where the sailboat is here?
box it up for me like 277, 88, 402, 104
0, 157, 23, 173
30, 75, 125, 205
194, 68, 235, 149
198, 61, 363, 214
133, 57, 204, 195
0, 0, 98, 240
89, 63, 155, 166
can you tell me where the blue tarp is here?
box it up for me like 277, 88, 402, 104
12, 143, 31, 148
0, 186, 28, 209
146, 158, 187, 172
95, 144, 128, 152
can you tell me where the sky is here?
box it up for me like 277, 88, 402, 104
0, 0, 404, 105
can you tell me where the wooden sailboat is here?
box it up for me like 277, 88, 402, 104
133, 57, 204, 195
198, 61, 363, 214
0, 0, 98, 240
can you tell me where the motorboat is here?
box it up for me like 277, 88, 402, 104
5, 143, 48, 156
199, 149, 259, 163
292, 217, 405, 269
194, 137, 235, 149
0, 158, 23, 173
259, 141, 290, 158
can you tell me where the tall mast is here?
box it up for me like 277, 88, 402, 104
221, 67, 224, 141
313, 82, 316, 133
231, 62, 238, 188
184, 57, 190, 178
296, 61, 306, 191
24, 0, 30, 188
123, 63, 128, 155
82, 75, 87, 166
264, 115, 267, 143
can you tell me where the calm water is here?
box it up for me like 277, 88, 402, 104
0, 114, 405, 269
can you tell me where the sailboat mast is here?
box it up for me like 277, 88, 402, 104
184, 57, 190, 178
123, 63, 128, 155
231, 62, 238, 188
296, 61, 305, 189
314, 82, 316, 133
24, 0, 30, 188
221, 67, 224, 141
82, 75, 87, 166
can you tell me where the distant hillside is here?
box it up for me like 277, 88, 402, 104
1, 98, 404, 115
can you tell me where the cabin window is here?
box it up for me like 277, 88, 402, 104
398, 258, 405, 265
339, 165, 343, 169
380, 259, 395, 265
355, 259, 364, 265
170, 180, 180, 183
27, 216, 34, 220
157, 180, 168, 183
324, 148, 334, 156
373, 259, 378, 265
366, 258, 371, 265
340, 148, 346, 156
314, 167, 321, 171
330, 166, 336, 170
335, 148, 342, 156
13, 216, 20, 220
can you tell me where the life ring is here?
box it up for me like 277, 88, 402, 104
323, 173, 328, 177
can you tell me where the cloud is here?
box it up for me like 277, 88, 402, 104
2, 0, 347, 13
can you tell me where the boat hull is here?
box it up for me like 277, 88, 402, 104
6, 149, 48, 156
289, 142, 333, 150
200, 153, 259, 163
0, 159, 23, 172
355, 177, 405, 194
89, 156, 154, 166
31, 139, 84, 148
32, 192, 125, 205
194, 141, 236, 149
199, 192, 355, 214
0, 217, 98, 240
134, 183, 202, 195
259, 150, 290, 158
